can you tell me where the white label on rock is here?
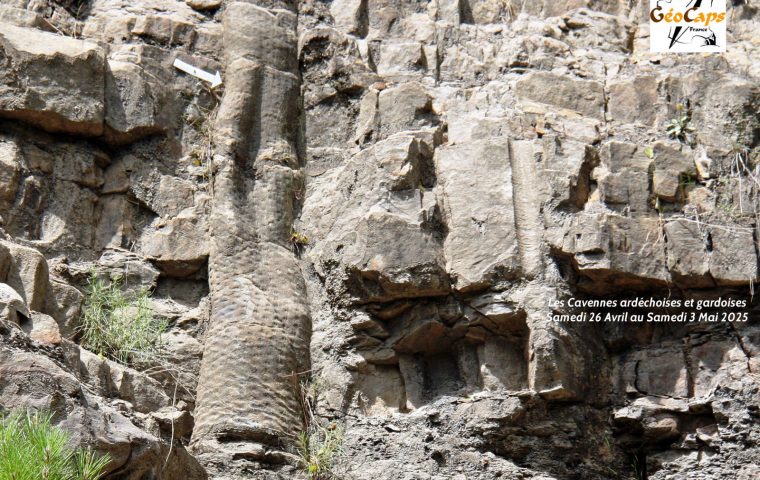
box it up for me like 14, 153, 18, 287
173, 58, 223, 88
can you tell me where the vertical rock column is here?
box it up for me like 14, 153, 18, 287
191, 0, 310, 457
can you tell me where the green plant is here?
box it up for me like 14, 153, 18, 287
185, 109, 215, 166
296, 424, 344, 480
666, 103, 695, 142
678, 172, 697, 198
184, 102, 219, 193
0, 410, 110, 480
292, 377, 344, 480
290, 230, 310, 253
79, 274, 167, 365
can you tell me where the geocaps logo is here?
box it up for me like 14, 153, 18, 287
650, 0, 727, 53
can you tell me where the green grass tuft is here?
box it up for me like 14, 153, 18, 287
0, 410, 110, 480
297, 424, 344, 480
79, 273, 167, 366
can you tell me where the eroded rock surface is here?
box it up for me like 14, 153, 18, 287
0, 1, 757, 480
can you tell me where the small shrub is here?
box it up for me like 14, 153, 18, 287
293, 377, 344, 480
666, 103, 695, 142
291, 231, 310, 245
296, 424, 344, 480
290, 230, 310, 254
79, 274, 167, 365
0, 410, 110, 480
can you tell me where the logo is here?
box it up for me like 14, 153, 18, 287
649, 0, 726, 53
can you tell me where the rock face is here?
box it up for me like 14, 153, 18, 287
190, 0, 311, 466
0, 22, 105, 136
0, 1, 758, 480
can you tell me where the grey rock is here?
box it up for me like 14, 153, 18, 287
186, 0, 223, 11
0, 341, 206, 480
0, 22, 105, 136
0, 140, 21, 204
0, 2, 758, 479
435, 139, 519, 291
105, 60, 173, 144
0, 240, 49, 312
515, 71, 605, 120
140, 208, 209, 277
21, 312, 62, 345
0, 282, 28, 324
330, 0, 368, 36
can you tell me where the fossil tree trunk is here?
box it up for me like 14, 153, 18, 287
191, 0, 310, 459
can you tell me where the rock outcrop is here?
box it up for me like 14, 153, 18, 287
0, 1, 757, 480
190, 0, 312, 468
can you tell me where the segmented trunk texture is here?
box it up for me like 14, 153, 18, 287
191, 0, 310, 452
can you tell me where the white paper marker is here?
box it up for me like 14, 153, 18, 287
173, 58, 222, 88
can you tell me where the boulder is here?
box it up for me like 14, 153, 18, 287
340, 210, 450, 302
377, 82, 436, 138
44, 280, 84, 339
39, 181, 99, 249
435, 139, 520, 291
0, 22, 105, 136
73, 250, 161, 292
140, 209, 209, 277
664, 219, 711, 283
664, 218, 758, 286
330, 0, 368, 36
97, 195, 137, 250
52, 144, 105, 189
376, 41, 427, 82
105, 60, 173, 144
560, 214, 670, 291
186, 0, 222, 11
515, 72, 605, 120
151, 407, 195, 439
0, 345, 206, 480
108, 360, 171, 414
153, 175, 196, 218
465, 0, 519, 24
652, 142, 697, 202
608, 76, 658, 126
0, 240, 49, 312
0, 140, 21, 204
708, 223, 758, 285
0, 282, 28, 324
596, 141, 653, 213
131, 15, 196, 47
0, 5, 56, 31
19, 312, 61, 345
304, 132, 448, 302
621, 346, 689, 398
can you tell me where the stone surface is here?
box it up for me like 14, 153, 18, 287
0, 240, 49, 311
0, 140, 21, 204
140, 209, 209, 277
186, 0, 223, 11
0, 332, 206, 480
515, 71, 605, 120
435, 139, 519, 291
21, 312, 62, 345
0, 282, 28, 324
105, 59, 173, 143
0, 1, 757, 480
191, 2, 311, 466
0, 22, 105, 135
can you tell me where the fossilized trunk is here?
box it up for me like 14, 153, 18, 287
191, 0, 309, 456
